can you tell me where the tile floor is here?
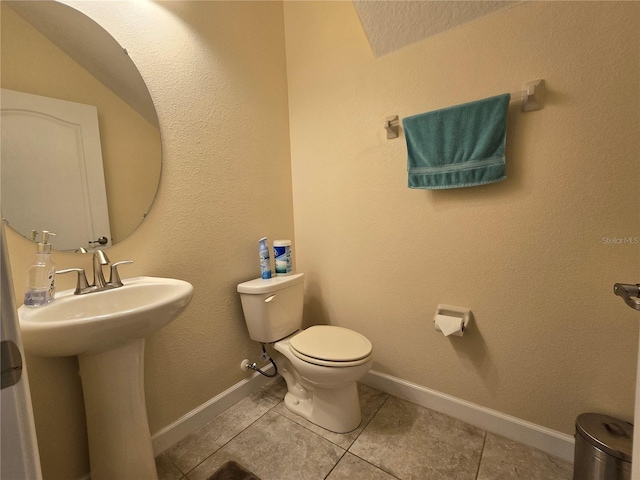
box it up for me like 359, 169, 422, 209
156, 378, 573, 480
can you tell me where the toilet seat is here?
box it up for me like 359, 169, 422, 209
289, 325, 372, 367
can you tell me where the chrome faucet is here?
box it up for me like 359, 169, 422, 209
57, 250, 133, 295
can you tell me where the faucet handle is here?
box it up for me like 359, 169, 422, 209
57, 268, 90, 295
109, 261, 133, 287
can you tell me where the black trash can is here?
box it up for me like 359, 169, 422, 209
573, 413, 633, 480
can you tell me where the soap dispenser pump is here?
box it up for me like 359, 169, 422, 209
24, 230, 56, 307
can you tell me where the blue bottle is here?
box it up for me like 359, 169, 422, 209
258, 237, 271, 279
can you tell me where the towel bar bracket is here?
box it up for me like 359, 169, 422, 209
511, 79, 544, 112
385, 115, 400, 139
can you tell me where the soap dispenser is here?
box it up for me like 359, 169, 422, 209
24, 230, 56, 307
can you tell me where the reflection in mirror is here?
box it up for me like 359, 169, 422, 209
0, 1, 161, 251
2, 88, 114, 251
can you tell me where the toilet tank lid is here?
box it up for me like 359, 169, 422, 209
237, 273, 304, 294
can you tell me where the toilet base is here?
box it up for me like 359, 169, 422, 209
283, 382, 361, 433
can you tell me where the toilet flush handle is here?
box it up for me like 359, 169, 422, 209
265, 294, 276, 303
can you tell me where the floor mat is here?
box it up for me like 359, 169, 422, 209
206, 461, 261, 480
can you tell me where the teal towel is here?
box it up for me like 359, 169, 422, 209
403, 93, 510, 189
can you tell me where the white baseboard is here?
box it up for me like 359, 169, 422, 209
150, 366, 574, 464
151, 365, 276, 455
361, 370, 575, 463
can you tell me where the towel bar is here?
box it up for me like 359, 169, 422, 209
385, 78, 544, 139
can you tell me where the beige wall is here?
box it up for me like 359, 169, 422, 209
1, 4, 161, 243
284, 0, 639, 437
4, 1, 293, 479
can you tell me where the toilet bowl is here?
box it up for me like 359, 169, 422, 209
272, 326, 372, 433
237, 273, 373, 433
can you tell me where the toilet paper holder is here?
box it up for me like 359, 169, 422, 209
433, 304, 472, 337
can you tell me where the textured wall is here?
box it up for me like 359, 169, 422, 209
5, 2, 293, 479
284, 1, 639, 436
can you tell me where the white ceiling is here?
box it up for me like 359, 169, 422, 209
353, 1, 523, 58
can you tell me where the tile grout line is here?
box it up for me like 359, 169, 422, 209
475, 431, 488, 480
346, 451, 402, 480
264, 389, 393, 478
164, 380, 570, 480
267, 402, 347, 448
267, 388, 392, 451
323, 450, 349, 480
337, 394, 404, 480
180, 387, 287, 478
167, 384, 407, 480
278, 389, 392, 478
345, 393, 390, 453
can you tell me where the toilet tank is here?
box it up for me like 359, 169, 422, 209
237, 273, 304, 343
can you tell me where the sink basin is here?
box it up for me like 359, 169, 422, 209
18, 276, 193, 357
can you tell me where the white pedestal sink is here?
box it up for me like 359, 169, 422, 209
18, 276, 194, 480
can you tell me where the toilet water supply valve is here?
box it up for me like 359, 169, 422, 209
241, 343, 278, 378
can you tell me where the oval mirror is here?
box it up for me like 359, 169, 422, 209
1, 1, 161, 251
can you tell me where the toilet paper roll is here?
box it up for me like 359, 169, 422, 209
434, 314, 464, 337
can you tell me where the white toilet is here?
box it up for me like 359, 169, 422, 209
237, 273, 373, 433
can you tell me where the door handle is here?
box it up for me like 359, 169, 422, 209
89, 236, 109, 245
